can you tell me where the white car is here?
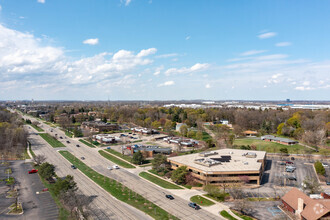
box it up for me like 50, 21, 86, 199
112, 165, 119, 169
322, 163, 329, 168
107, 166, 113, 170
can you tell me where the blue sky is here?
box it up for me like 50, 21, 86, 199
0, 0, 329, 100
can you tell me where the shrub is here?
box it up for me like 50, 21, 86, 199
314, 161, 325, 176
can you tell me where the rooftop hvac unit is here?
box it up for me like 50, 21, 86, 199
244, 162, 248, 165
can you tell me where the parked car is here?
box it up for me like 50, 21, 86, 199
165, 194, 174, 200
286, 165, 296, 170
28, 169, 38, 174
76, 144, 80, 147
66, 141, 70, 143
278, 161, 286, 165
81, 157, 85, 160
113, 165, 119, 169
286, 161, 294, 164
107, 166, 113, 170
188, 202, 200, 210
291, 157, 295, 160
71, 165, 77, 169
287, 176, 297, 181
326, 181, 330, 185
322, 163, 329, 168
286, 168, 295, 173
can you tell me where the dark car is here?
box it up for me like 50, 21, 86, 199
188, 202, 200, 210
28, 169, 38, 174
81, 157, 85, 160
286, 168, 295, 173
71, 165, 77, 169
66, 141, 70, 143
165, 195, 174, 200
326, 181, 330, 185
278, 161, 286, 165
76, 144, 80, 147
287, 176, 297, 181
286, 161, 294, 164
291, 157, 295, 160
59, 136, 63, 139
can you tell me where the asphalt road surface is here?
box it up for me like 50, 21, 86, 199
24, 115, 222, 220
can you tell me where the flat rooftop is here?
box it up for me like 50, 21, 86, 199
168, 149, 266, 173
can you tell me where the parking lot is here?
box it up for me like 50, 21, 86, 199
262, 157, 319, 187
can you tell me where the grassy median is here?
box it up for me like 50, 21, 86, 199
79, 139, 96, 148
98, 150, 135, 168
139, 172, 183, 189
58, 151, 179, 220
190, 195, 215, 206
220, 210, 238, 220
105, 149, 132, 162
30, 124, 44, 132
39, 133, 66, 148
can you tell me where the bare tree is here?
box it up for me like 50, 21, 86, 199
60, 189, 91, 219
33, 155, 46, 166
233, 199, 254, 216
302, 176, 322, 194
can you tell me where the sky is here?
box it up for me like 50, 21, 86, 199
0, 0, 329, 101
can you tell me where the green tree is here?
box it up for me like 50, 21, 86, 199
54, 175, 78, 196
314, 161, 325, 176
277, 123, 285, 135
25, 119, 32, 124
187, 130, 195, 138
73, 128, 83, 137
39, 162, 55, 180
164, 120, 173, 132
71, 116, 76, 124
102, 117, 107, 123
280, 147, 288, 155
132, 151, 144, 165
196, 131, 203, 140
152, 154, 169, 173
179, 124, 188, 137
171, 166, 187, 184
151, 120, 161, 129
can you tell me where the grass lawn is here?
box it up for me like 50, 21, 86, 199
65, 130, 73, 138
24, 147, 31, 159
205, 193, 230, 202
202, 131, 212, 141
190, 195, 215, 206
105, 149, 132, 162
233, 138, 306, 154
139, 172, 182, 189
220, 210, 238, 220
39, 133, 66, 148
98, 150, 135, 168
58, 151, 178, 220
247, 197, 276, 201
30, 124, 44, 132
79, 139, 96, 148
231, 210, 254, 220
148, 169, 165, 177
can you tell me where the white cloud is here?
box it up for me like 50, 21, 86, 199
271, 73, 283, 79
240, 50, 266, 56
185, 36, 191, 40
205, 83, 211, 89
153, 65, 163, 76
156, 53, 178, 58
0, 5, 2, 11
258, 32, 277, 39
295, 86, 313, 91
256, 54, 288, 60
83, 38, 99, 45
165, 63, 209, 76
158, 81, 174, 87
121, 0, 132, 6
137, 48, 157, 57
37, 0, 45, 3
276, 42, 291, 47
302, 81, 310, 86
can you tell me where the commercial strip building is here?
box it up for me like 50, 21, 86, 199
81, 121, 119, 132
126, 145, 172, 157
92, 134, 121, 144
163, 137, 199, 147
130, 127, 159, 135
261, 135, 298, 145
280, 188, 330, 220
168, 149, 266, 185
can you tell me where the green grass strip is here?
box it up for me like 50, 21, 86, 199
220, 210, 238, 220
231, 210, 254, 220
30, 124, 44, 132
39, 133, 66, 148
99, 150, 135, 168
58, 151, 179, 220
105, 149, 132, 162
190, 195, 215, 206
139, 172, 183, 189
79, 139, 96, 148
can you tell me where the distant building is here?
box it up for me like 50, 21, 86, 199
81, 121, 119, 133
175, 123, 187, 132
93, 134, 121, 143
163, 137, 199, 147
126, 145, 172, 157
130, 127, 158, 135
261, 135, 298, 145
168, 149, 266, 185
243, 130, 258, 137
280, 188, 330, 220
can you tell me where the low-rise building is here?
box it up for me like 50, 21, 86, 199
168, 149, 266, 185
163, 137, 199, 147
281, 188, 330, 220
261, 135, 298, 145
93, 134, 121, 144
131, 127, 158, 135
81, 121, 119, 132
243, 130, 258, 137
126, 145, 172, 157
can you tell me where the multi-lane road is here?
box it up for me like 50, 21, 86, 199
23, 114, 222, 220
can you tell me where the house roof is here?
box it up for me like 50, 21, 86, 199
281, 188, 330, 220
261, 135, 298, 143
243, 130, 258, 134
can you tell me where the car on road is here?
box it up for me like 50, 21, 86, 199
71, 165, 77, 169
76, 144, 80, 147
165, 194, 174, 200
113, 165, 119, 169
107, 147, 111, 150
28, 169, 38, 174
107, 166, 113, 170
81, 157, 85, 160
66, 141, 70, 143
59, 136, 63, 139
322, 163, 329, 168
188, 202, 200, 210
287, 176, 297, 181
